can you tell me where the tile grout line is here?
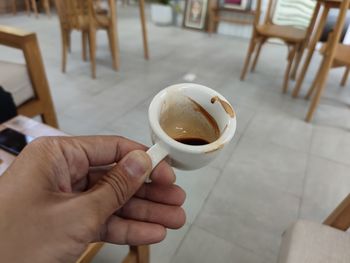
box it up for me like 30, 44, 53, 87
170, 113, 257, 262
297, 122, 315, 219
168, 102, 258, 263
170, 108, 259, 260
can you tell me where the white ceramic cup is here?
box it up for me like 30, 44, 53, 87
146, 83, 236, 171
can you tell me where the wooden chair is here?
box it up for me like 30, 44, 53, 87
11, 0, 51, 18
94, 0, 149, 60
0, 25, 58, 128
341, 66, 350, 87
303, 0, 350, 122
54, 0, 120, 78
240, 0, 317, 93
11, 0, 17, 15
278, 193, 350, 262
77, 244, 149, 263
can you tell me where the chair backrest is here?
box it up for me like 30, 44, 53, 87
256, 0, 316, 29
54, 0, 92, 29
0, 25, 58, 127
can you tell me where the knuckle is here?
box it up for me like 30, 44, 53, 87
101, 166, 130, 206
28, 136, 61, 150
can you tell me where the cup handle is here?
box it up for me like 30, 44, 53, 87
146, 143, 169, 182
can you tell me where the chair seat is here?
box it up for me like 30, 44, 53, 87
278, 220, 350, 263
256, 24, 306, 43
0, 60, 34, 107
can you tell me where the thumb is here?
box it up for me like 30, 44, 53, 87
85, 150, 152, 222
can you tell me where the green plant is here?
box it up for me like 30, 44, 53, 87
173, 2, 182, 13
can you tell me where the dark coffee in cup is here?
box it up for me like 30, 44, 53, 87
159, 93, 220, 146
175, 137, 210, 146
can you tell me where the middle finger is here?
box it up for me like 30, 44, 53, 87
118, 197, 186, 229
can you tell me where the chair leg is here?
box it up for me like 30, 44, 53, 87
292, 7, 330, 98
107, 28, 120, 71
31, 0, 39, 18
240, 35, 257, 81
61, 30, 68, 73
139, 0, 149, 60
305, 53, 334, 122
82, 31, 88, 61
12, 0, 17, 15
341, 66, 350, 87
131, 245, 149, 263
42, 0, 51, 17
283, 45, 297, 93
25, 0, 30, 16
305, 73, 328, 122
305, 61, 324, 100
290, 45, 304, 80
208, 10, 216, 35
76, 243, 104, 263
250, 39, 264, 72
67, 30, 72, 53
88, 28, 97, 79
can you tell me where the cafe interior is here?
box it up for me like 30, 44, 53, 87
1, 0, 350, 262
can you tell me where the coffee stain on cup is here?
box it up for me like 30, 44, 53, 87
188, 97, 220, 139
159, 93, 220, 145
205, 143, 224, 153
211, 96, 235, 118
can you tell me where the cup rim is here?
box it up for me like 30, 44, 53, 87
148, 83, 236, 153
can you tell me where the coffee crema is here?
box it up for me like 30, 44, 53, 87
159, 93, 220, 146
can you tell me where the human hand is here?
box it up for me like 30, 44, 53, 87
0, 136, 186, 263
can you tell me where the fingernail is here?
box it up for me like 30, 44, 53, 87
122, 151, 150, 179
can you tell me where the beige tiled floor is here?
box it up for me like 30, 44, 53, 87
1, 5, 350, 263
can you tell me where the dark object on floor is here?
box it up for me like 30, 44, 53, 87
0, 86, 17, 123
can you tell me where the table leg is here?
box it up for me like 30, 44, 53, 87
292, 4, 329, 98
139, 0, 149, 60
341, 67, 350, 87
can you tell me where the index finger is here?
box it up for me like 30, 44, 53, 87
53, 136, 175, 184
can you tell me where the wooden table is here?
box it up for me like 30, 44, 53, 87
0, 115, 149, 263
292, 0, 343, 99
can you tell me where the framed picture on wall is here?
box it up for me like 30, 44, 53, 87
221, 0, 252, 10
183, 0, 209, 30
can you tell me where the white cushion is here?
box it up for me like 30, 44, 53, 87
0, 60, 34, 107
278, 220, 350, 263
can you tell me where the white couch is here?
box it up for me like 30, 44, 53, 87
278, 220, 350, 263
